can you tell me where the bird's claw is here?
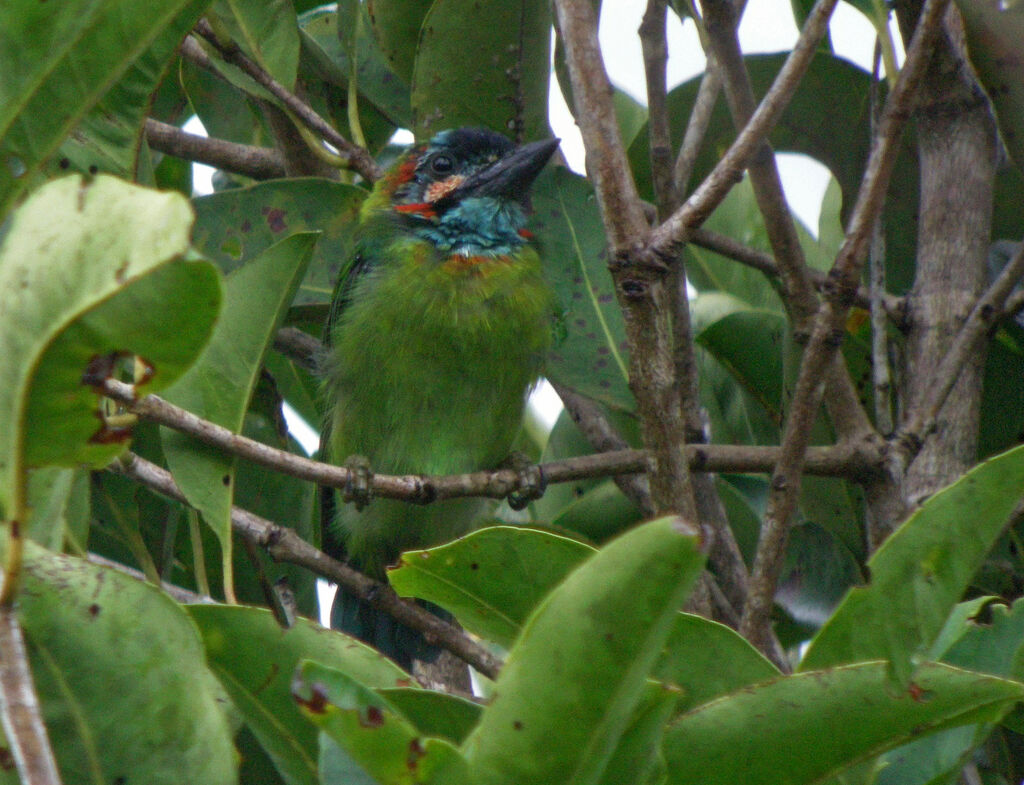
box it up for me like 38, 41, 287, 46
504, 451, 547, 511
343, 455, 374, 511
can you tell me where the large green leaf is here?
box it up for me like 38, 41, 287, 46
0, 175, 220, 519
411, 0, 551, 141
17, 543, 236, 784
530, 167, 634, 412
462, 516, 707, 785
376, 688, 482, 745
191, 178, 367, 305
662, 661, 1024, 785
189, 605, 411, 785
295, 661, 470, 785
801, 444, 1024, 684
876, 598, 1024, 785
299, 6, 412, 129
653, 613, 780, 713
54, 0, 210, 181
162, 232, 316, 594
0, 0, 213, 214
365, 0, 435, 84
387, 525, 594, 648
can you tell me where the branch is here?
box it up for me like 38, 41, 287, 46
144, 118, 286, 180
897, 239, 1024, 460
739, 0, 951, 650
555, 0, 700, 532
648, 0, 839, 254
273, 326, 322, 374
96, 379, 880, 495
0, 606, 61, 785
189, 20, 381, 182
108, 452, 503, 680
640, 0, 674, 218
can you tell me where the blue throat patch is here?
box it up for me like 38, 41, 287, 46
415, 197, 528, 256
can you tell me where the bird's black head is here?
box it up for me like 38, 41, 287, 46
379, 128, 559, 255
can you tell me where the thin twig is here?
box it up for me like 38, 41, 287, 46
145, 119, 286, 180
190, 20, 380, 182
868, 41, 894, 436
689, 227, 900, 315
0, 606, 62, 785
672, 68, 722, 205
108, 452, 503, 680
640, 0, 674, 218
649, 0, 839, 254
739, 0, 951, 651
85, 553, 213, 604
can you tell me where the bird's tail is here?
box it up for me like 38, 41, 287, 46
329, 586, 449, 671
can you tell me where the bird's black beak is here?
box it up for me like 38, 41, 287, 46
443, 137, 560, 206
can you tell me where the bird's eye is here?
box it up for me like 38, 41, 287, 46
430, 154, 454, 175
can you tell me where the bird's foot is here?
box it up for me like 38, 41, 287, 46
503, 451, 547, 511
342, 454, 374, 511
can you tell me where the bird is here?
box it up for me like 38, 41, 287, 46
320, 127, 559, 668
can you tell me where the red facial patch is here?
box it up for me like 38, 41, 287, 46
518, 228, 534, 239
394, 202, 437, 219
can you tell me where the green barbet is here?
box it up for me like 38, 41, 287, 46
321, 127, 559, 665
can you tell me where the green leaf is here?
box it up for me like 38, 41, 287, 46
189, 605, 412, 785
662, 661, 1024, 785
955, 0, 1024, 173
17, 543, 236, 784
0, 175, 220, 518
801, 444, 1024, 683
376, 688, 482, 745
875, 597, 1024, 785
597, 683, 679, 785
530, 166, 634, 412
462, 516, 707, 785
683, 178, 785, 311
0, 0, 216, 214
298, 6, 412, 128
191, 178, 367, 305
696, 306, 787, 421
653, 613, 780, 713
210, 0, 301, 88
411, 0, 551, 142
181, 55, 270, 148
26, 467, 90, 552
531, 402, 642, 542
295, 660, 471, 785
53, 0, 210, 181
161, 232, 316, 593
387, 525, 595, 648
365, 0, 435, 84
